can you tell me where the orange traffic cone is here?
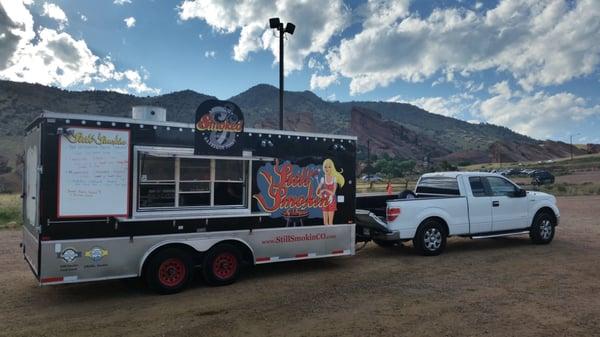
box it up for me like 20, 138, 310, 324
386, 182, 393, 195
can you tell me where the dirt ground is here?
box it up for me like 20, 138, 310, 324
1, 196, 599, 337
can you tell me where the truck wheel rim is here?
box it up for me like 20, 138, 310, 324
213, 252, 237, 280
540, 219, 552, 240
424, 228, 442, 250
158, 258, 186, 287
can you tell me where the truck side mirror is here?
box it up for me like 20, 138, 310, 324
514, 188, 526, 198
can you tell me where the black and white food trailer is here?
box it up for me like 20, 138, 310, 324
21, 100, 385, 293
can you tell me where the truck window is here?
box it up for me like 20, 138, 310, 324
416, 177, 460, 195
486, 176, 517, 197
138, 154, 247, 210
468, 177, 488, 197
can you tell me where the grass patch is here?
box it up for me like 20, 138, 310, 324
535, 182, 600, 197
0, 194, 21, 229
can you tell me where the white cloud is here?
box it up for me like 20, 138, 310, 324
389, 93, 477, 118
42, 2, 68, 29
309, 73, 337, 90
178, 0, 350, 75
0, 0, 158, 95
327, 0, 600, 94
80, 14, 87, 22
114, 0, 132, 5
475, 81, 600, 139
307, 57, 324, 71
124, 16, 136, 28
204, 50, 215, 58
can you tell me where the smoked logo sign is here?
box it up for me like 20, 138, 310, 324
194, 100, 244, 153
253, 160, 331, 218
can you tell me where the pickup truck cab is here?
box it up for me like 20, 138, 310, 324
378, 172, 560, 255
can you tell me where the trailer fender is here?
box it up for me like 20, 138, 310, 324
137, 237, 255, 276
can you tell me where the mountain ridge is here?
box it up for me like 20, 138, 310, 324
0, 79, 592, 163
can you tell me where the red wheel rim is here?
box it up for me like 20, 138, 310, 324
212, 252, 237, 280
158, 258, 186, 287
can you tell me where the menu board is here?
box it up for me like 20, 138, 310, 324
58, 127, 130, 217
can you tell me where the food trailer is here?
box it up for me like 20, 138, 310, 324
21, 100, 358, 293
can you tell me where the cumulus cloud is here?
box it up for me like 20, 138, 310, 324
42, 2, 68, 28
328, 0, 600, 94
310, 73, 338, 90
124, 16, 135, 28
475, 81, 600, 139
204, 50, 215, 58
0, 0, 158, 95
388, 93, 477, 118
178, 0, 350, 74
114, 0, 132, 5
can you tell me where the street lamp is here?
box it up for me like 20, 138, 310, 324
269, 17, 295, 130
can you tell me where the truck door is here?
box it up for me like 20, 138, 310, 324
466, 177, 492, 233
485, 176, 528, 231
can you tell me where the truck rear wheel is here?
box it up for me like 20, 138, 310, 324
202, 244, 241, 286
413, 219, 447, 256
146, 248, 194, 294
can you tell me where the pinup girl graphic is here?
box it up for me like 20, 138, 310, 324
317, 159, 345, 225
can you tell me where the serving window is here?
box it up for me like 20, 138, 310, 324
137, 153, 247, 210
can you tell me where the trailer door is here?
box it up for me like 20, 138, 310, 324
22, 125, 41, 276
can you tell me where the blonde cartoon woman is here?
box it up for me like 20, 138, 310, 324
317, 159, 345, 225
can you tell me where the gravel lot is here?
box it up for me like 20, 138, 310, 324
1, 196, 599, 337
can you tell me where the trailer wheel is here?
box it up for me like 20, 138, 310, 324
202, 244, 241, 286
413, 219, 447, 256
146, 248, 193, 294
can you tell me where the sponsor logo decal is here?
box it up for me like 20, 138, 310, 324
85, 247, 109, 262
57, 248, 82, 263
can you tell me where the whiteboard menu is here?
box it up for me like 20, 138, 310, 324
58, 127, 130, 217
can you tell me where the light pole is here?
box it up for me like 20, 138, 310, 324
269, 17, 295, 130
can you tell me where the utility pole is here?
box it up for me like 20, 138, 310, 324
367, 139, 371, 168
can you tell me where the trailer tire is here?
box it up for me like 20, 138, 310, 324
146, 248, 194, 294
202, 244, 242, 286
413, 219, 447, 256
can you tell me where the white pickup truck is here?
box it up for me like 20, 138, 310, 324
367, 172, 560, 256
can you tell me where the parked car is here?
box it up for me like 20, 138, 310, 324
531, 171, 555, 185
361, 174, 383, 182
373, 172, 559, 255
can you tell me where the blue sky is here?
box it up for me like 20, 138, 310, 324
1, 0, 599, 143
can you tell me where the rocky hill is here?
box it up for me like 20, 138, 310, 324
0, 79, 595, 192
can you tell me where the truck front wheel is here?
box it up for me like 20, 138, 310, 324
413, 220, 447, 256
202, 244, 242, 286
146, 248, 194, 294
530, 212, 556, 244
